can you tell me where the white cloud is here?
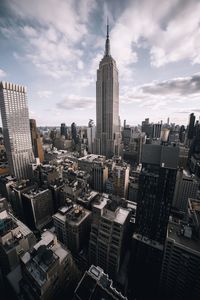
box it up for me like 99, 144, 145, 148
0, 69, 6, 79
77, 60, 84, 70
107, 0, 200, 71
120, 73, 200, 113
4, 0, 96, 79
38, 90, 52, 99
57, 95, 95, 110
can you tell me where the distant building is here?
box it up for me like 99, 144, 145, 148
71, 122, 79, 145
0, 82, 34, 179
89, 197, 130, 280
53, 205, 91, 253
20, 230, 76, 300
87, 120, 96, 153
0, 210, 36, 274
141, 118, 152, 138
73, 265, 128, 300
187, 113, 195, 144
30, 119, 44, 162
152, 123, 162, 139
60, 123, 67, 138
160, 220, 200, 300
21, 188, 53, 230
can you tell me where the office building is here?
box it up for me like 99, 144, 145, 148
130, 144, 179, 300
128, 176, 139, 202
53, 205, 91, 253
160, 220, 200, 300
187, 113, 195, 144
30, 119, 44, 162
0, 210, 36, 274
21, 188, 53, 230
9, 179, 36, 220
89, 198, 130, 280
94, 23, 121, 158
87, 119, 96, 153
92, 163, 108, 193
0, 82, 34, 179
152, 123, 162, 139
20, 230, 76, 300
141, 118, 152, 138
173, 169, 199, 212
78, 154, 106, 173
112, 163, 130, 199
60, 123, 67, 138
71, 122, 79, 145
73, 265, 127, 300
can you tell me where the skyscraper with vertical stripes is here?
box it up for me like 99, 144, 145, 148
0, 81, 34, 179
95, 22, 121, 158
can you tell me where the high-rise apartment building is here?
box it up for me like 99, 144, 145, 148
0, 82, 34, 179
159, 220, 200, 300
30, 119, 44, 162
94, 23, 121, 158
89, 198, 130, 280
130, 144, 179, 300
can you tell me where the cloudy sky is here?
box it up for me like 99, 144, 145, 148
0, 0, 200, 126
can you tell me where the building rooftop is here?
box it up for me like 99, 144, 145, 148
21, 231, 69, 286
74, 265, 127, 300
133, 233, 164, 251
167, 220, 200, 254
78, 154, 106, 163
53, 205, 91, 226
23, 188, 49, 198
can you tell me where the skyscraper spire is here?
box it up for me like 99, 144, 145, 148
105, 17, 110, 56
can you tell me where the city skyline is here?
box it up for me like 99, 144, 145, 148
0, 0, 200, 126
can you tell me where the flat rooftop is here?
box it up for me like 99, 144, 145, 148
78, 154, 105, 163
167, 221, 200, 254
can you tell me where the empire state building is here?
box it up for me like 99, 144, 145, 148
95, 23, 121, 158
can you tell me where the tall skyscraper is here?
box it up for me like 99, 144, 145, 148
95, 23, 121, 158
30, 119, 44, 163
0, 82, 34, 179
130, 144, 179, 300
187, 113, 195, 145
60, 122, 67, 138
